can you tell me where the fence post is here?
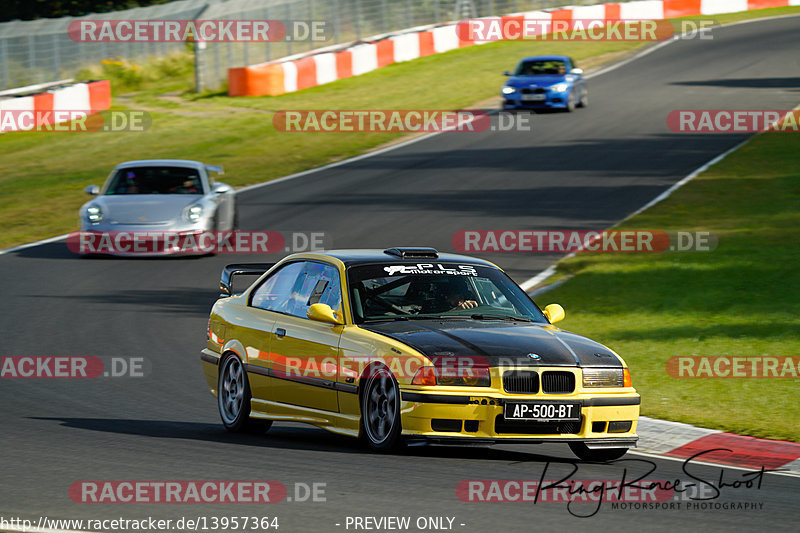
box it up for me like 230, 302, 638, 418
194, 41, 205, 93
334, 0, 340, 44
381, 0, 388, 34
0, 38, 8, 90
51, 33, 60, 81
355, 0, 361, 41
28, 34, 36, 82
434, 0, 440, 24
287, 2, 293, 56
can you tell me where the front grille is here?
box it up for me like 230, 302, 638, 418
541, 371, 575, 394
495, 415, 582, 435
520, 87, 546, 94
503, 371, 539, 394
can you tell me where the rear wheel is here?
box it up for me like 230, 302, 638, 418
360, 367, 402, 451
569, 442, 628, 462
218, 353, 271, 433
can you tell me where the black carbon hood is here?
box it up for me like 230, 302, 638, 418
361, 319, 622, 368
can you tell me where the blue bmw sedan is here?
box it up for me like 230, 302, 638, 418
501, 55, 588, 112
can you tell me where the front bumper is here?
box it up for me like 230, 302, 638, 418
74, 227, 211, 256
502, 90, 570, 110
399, 388, 639, 445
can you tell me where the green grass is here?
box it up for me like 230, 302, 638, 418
1, 6, 797, 249
540, 131, 800, 442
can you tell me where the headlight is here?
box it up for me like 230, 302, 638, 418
551, 83, 569, 92
582, 368, 626, 388
411, 366, 491, 387
185, 204, 203, 222
86, 205, 103, 222
501, 86, 516, 95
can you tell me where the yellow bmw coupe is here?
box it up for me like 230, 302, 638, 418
201, 247, 639, 460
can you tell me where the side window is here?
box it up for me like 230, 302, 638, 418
283, 262, 342, 318
250, 262, 305, 312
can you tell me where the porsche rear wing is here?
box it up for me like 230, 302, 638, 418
220, 263, 274, 297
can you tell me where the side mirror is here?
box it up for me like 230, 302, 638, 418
503, 71, 512, 76
307, 303, 343, 325
212, 183, 233, 194
85, 185, 99, 196
543, 303, 565, 324
570, 68, 584, 75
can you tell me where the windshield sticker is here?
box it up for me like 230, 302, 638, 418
383, 264, 478, 276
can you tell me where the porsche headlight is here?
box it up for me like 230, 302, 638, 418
582, 368, 624, 388
86, 205, 103, 222
551, 83, 569, 92
185, 204, 204, 222
502, 86, 516, 95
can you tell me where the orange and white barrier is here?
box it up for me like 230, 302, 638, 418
0, 80, 111, 133
229, 0, 798, 97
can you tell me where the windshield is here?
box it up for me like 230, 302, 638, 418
348, 263, 548, 324
514, 60, 567, 76
104, 166, 203, 195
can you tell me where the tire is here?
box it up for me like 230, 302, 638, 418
218, 353, 271, 434
565, 93, 576, 113
569, 442, 628, 462
577, 89, 589, 108
360, 366, 403, 451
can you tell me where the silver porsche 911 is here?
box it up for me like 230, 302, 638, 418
79, 159, 236, 254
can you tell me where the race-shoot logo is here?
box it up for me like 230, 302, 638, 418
668, 110, 800, 133
666, 356, 800, 378
0, 110, 150, 133
68, 20, 332, 42
66, 231, 328, 255
453, 230, 717, 253
456, 19, 716, 42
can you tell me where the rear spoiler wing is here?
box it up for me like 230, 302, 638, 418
220, 263, 274, 297
205, 164, 224, 175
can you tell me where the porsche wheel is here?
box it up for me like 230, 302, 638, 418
569, 442, 628, 462
361, 367, 402, 451
218, 353, 271, 433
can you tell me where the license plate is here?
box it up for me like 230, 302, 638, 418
521, 94, 546, 102
504, 402, 581, 421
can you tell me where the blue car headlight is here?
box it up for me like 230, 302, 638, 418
501, 86, 516, 95
551, 83, 569, 92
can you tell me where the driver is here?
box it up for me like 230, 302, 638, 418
433, 278, 479, 312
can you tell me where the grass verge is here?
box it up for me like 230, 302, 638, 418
539, 130, 800, 441
0, 7, 798, 249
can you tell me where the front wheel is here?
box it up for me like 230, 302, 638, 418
577, 89, 589, 108
360, 367, 403, 451
218, 353, 271, 433
569, 442, 628, 462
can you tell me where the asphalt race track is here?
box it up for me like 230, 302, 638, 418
1, 16, 799, 532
